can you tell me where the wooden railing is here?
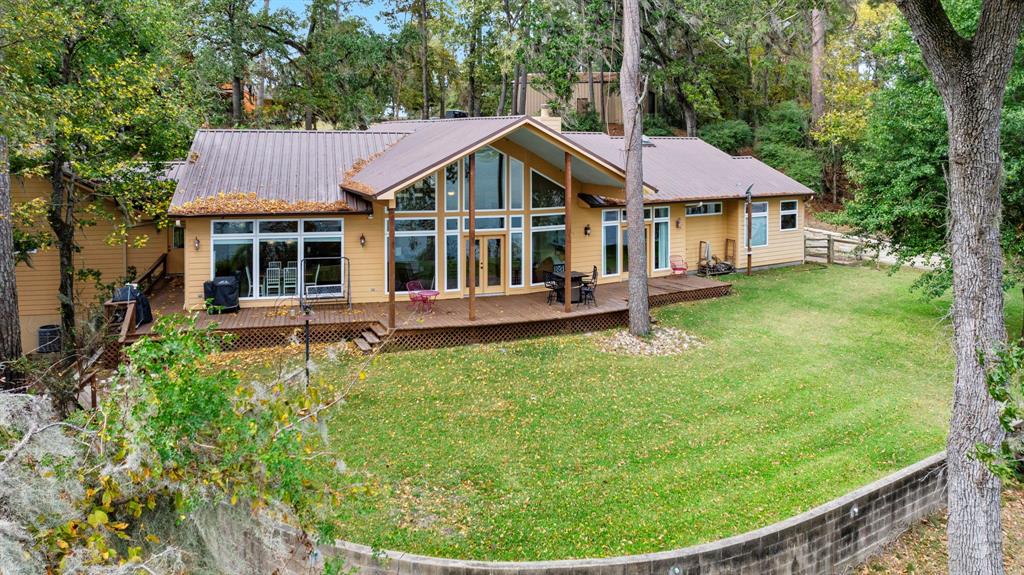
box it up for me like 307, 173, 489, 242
136, 252, 168, 295
805, 235, 865, 264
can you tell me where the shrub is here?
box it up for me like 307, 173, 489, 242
756, 142, 822, 193
563, 108, 603, 132
699, 120, 754, 154
643, 114, 675, 137
755, 101, 810, 147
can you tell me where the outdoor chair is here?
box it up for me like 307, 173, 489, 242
580, 279, 597, 307
552, 263, 565, 274
405, 280, 428, 309
543, 271, 562, 305
282, 266, 298, 295
581, 265, 598, 286
264, 266, 282, 296
670, 255, 688, 276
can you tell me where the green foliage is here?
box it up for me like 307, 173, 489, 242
563, 109, 603, 132
755, 101, 810, 147
643, 115, 675, 137
976, 341, 1024, 483
756, 143, 821, 192
30, 314, 357, 570
699, 120, 754, 154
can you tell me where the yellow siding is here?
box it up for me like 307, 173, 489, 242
13, 176, 168, 352
683, 201, 734, 266
729, 196, 805, 270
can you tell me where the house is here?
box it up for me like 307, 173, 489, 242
12, 170, 184, 353
165, 115, 811, 336
523, 72, 657, 128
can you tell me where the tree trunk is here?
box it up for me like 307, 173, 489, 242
512, 63, 521, 114
587, 58, 595, 113
599, 57, 607, 126
621, 0, 649, 337
419, 0, 430, 120
47, 162, 77, 354
810, 7, 825, 128
232, 75, 244, 125
894, 3, 1024, 574
468, 33, 478, 117
518, 63, 528, 116
0, 136, 21, 379
498, 71, 508, 115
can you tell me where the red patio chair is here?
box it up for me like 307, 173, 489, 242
670, 255, 688, 276
405, 280, 428, 310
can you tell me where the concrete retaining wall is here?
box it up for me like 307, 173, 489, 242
261, 452, 947, 575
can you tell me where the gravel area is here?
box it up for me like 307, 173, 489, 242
596, 326, 704, 356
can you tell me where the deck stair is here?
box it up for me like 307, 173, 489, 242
352, 323, 390, 354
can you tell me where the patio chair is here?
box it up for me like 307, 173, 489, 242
670, 255, 688, 276
405, 280, 428, 309
581, 265, 598, 286
282, 266, 298, 295
580, 278, 597, 307
552, 263, 565, 274
543, 271, 562, 305
264, 266, 282, 296
268, 261, 282, 269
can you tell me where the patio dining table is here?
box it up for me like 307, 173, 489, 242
552, 271, 587, 304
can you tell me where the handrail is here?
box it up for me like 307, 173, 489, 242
136, 252, 168, 295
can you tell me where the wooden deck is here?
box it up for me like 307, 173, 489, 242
132, 274, 731, 352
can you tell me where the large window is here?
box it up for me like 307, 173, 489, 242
211, 219, 343, 299
602, 210, 619, 276
531, 170, 564, 209
685, 202, 722, 216
386, 217, 437, 292
510, 217, 524, 288
530, 214, 566, 285
653, 207, 670, 271
464, 146, 505, 210
745, 202, 768, 247
444, 163, 459, 211
780, 200, 798, 231
510, 158, 524, 210
445, 217, 459, 291
396, 174, 436, 212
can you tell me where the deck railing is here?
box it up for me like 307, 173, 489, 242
299, 255, 351, 311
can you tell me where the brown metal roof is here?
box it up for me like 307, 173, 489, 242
562, 133, 814, 202
169, 129, 407, 216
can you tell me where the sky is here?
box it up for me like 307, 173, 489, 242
266, 0, 393, 33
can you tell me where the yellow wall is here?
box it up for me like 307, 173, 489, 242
729, 196, 806, 270
12, 176, 169, 352
180, 144, 806, 310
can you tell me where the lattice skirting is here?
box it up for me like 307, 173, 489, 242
105, 285, 731, 363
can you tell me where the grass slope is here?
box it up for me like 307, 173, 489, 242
241, 265, 1021, 560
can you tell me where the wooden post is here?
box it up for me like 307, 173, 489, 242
827, 235, 834, 265
388, 205, 396, 329
563, 152, 573, 313
468, 153, 476, 321
745, 198, 752, 276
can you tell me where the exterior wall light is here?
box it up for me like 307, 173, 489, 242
193, 236, 201, 251
584, 224, 591, 236
359, 233, 367, 247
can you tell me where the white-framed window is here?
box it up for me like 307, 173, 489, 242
780, 200, 799, 231
385, 216, 438, 292
620, 207, 652, 221
685, 202, 723, 217
509, 215, 524, 288
509, 158, 524, 211
529, 212, 566, 285
211, 218, 344, 300
531, 169, 565, 209
464, 146, 505, 211
602, 209, 620, 276
744, 202, 769, 248
444, 162, 460, 212
462, 216, 506, 231
653, 206, 670, 271
396, 173, 437, 213
444, 216, 460, 291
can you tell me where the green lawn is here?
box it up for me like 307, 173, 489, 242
240, 264, 1022, 561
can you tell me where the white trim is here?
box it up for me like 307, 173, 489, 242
509, 230, 525, 288
210, 217, 345, 300
779, 199, 799, 232
395, 173, 439, 214
509, 157, 525, 211
463, 146, 507, 213
652, 208, 671, 272
744, 202, 769, 249
601, 209, 621, 277
384, 215, 440, 294
529, 168, 566, 210
528, 218, 567, 287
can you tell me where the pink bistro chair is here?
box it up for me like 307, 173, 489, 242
406, 280, 428, 310
670, 255, 688, 276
